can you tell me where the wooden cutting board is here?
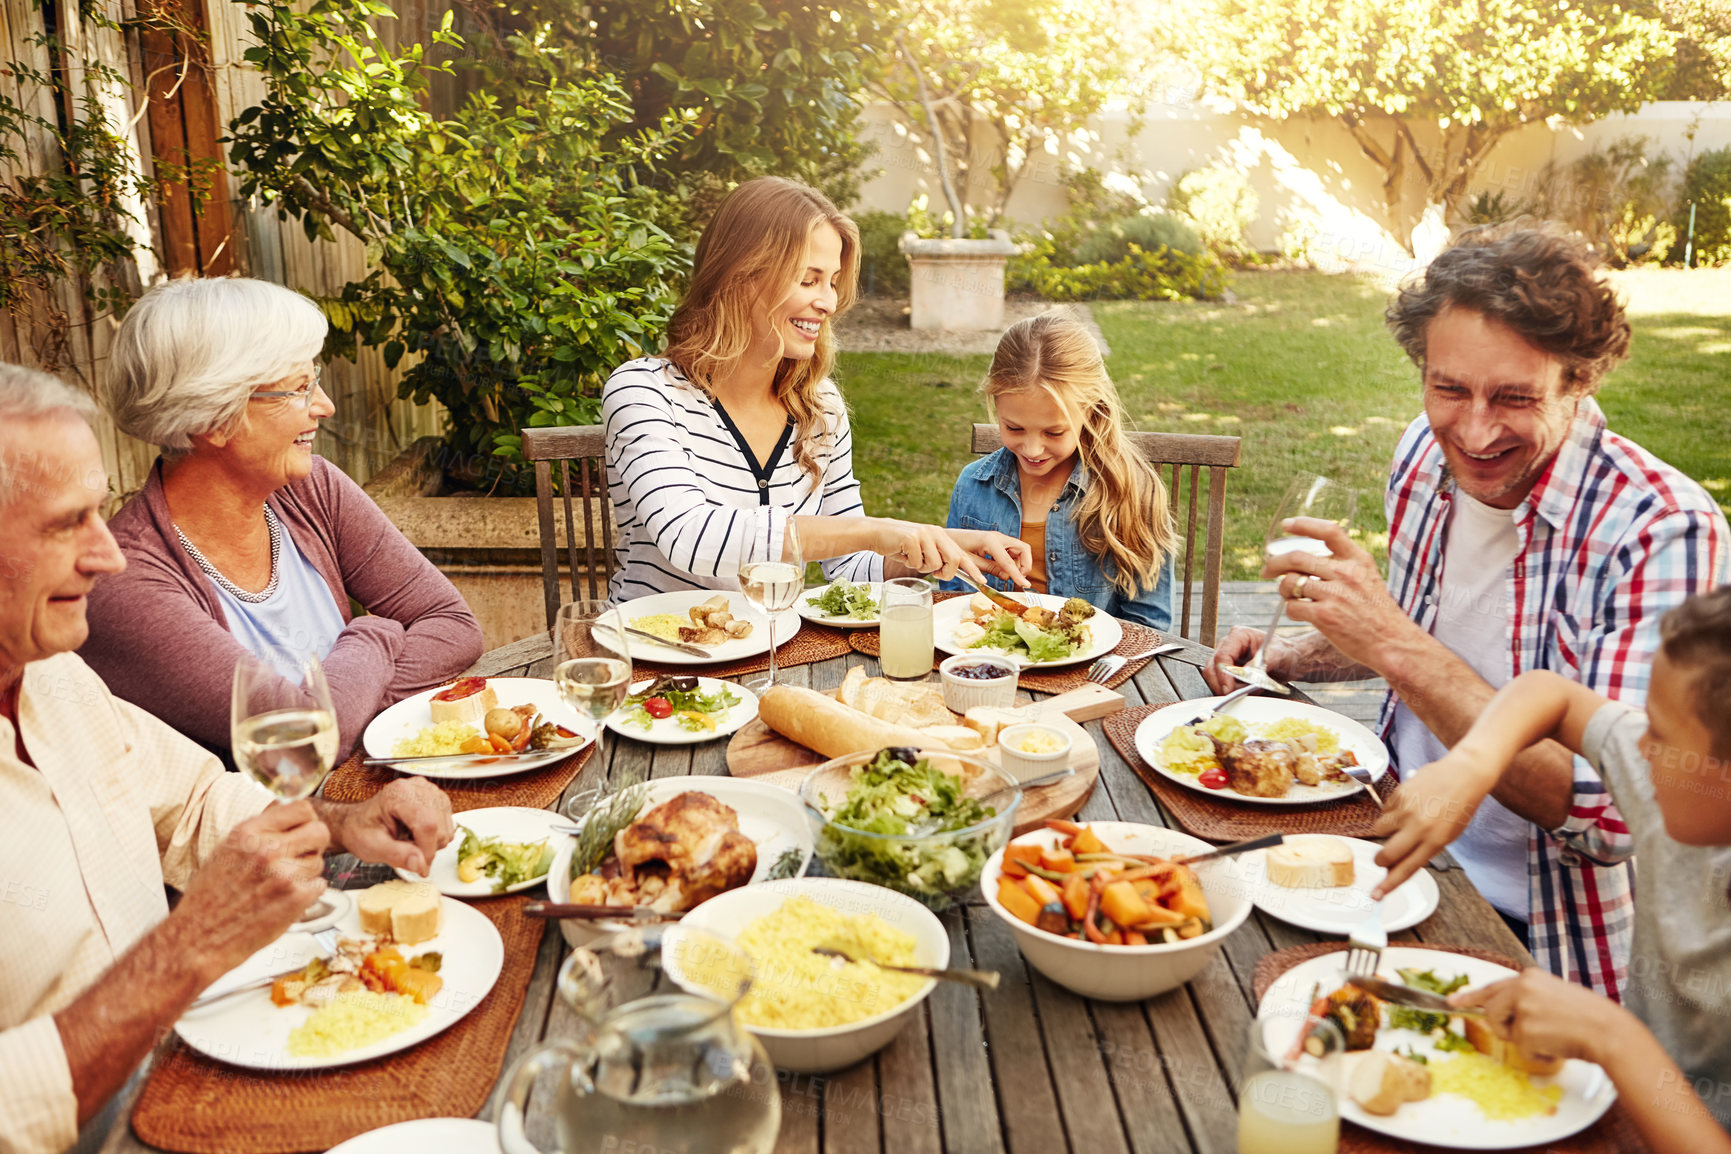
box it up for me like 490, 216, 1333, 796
725, 690, 1109, 835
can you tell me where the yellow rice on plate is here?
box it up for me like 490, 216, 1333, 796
391, 720, 482, 758
631, 613, 691, 641
286, 990, 428, 1058
731, 896, 927, 1030
1158, 714, 1342, 774
1430, 1051, 1563, 1120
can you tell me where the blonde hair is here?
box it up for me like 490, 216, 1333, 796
984, 314, 1177, 598
662, 177, 860, 482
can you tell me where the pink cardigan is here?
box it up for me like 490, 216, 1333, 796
81, 457, 485, 761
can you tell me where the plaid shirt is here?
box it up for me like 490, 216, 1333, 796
1381, 398, 1729, 998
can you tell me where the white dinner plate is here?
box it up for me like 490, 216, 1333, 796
605, 677, 759, 745
361, 677, 594, 779
1257, 946, 1617, 1149
326, 1118, 501, 1154
1132, 695, 1389, 806
932, 591, 1124, 669
796, 580, 883, 628
176, 895, 504, 1071
1216, 835, 1439, 934
547, 775, 814, 948
393, 806, 565, 897
616, 589, 800, 666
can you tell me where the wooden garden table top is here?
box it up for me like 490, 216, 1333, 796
102, 633, 1600, 1154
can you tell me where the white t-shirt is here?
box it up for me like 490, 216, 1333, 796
1391, 491, 1533, 920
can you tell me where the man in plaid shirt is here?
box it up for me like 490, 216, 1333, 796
1206, 227, 1729, 997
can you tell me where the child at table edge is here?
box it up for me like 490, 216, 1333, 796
942, 313, 1179, 632
1371, 585, 1731, 1151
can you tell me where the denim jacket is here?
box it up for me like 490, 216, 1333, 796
943, 448, 1175, 631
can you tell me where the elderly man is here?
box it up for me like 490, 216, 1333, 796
0, 363, 456, 1154
1206, 227, 1729, 997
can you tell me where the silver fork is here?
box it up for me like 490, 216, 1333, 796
188, 928, 340, 1009
1344, 901, 1386, 978
1084, 643, 1187, 684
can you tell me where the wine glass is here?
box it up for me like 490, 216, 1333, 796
735, 510, 804, 695
230, 651, 345, 929
1223, 475, 1358, 695
553, 600, 633, 774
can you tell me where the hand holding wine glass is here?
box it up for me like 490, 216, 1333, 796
737, 510, 803, 694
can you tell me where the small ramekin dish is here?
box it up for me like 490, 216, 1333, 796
996, 722, 1073, 783
938, 654, 1019, 713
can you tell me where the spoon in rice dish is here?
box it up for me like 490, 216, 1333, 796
811, 944, 1002, 991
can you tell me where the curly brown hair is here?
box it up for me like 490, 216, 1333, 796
1661, 587, 1731, 760
1385, 225, 1632, 396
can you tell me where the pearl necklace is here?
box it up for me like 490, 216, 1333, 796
174, 506, 283, 604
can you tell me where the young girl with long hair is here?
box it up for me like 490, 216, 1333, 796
946, 313, 1178, 629
602, 176, 1030, 599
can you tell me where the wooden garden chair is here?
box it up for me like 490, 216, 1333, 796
969, 424, 1242, 644
521, 425, 616, 632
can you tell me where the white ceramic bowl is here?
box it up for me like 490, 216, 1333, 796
980, 821, 1253, 1001
671, 877, 948, 1073
995, 722, 1073, 783
937, 653, 1019, 713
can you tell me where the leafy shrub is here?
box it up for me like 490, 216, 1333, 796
854, 209, 912, 296
1073, 212, 1202, 265
1166, 166, 1258, 260
1535, 136, 1676, 266
1008, 234, 1228, 301
1463, 190, 1533, 225
1678, 146, 1731, 266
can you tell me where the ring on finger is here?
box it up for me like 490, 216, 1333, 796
1291, 573, 1318, 599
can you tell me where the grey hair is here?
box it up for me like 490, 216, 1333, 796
103, 276, 328, 454
0, 363, 98, 507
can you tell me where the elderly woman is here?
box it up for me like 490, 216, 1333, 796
81, 277, 484, 761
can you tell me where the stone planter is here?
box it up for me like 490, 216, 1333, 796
364, 437, 611, 650
900, 229, 1018, 331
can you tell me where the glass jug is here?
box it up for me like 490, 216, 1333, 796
498, 923, 780, 1154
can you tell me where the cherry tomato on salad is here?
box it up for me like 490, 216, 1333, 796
1198, 768, 1229, 790
643, 696, 674, 719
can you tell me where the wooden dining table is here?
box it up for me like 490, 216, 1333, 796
100, 631, 1619, 1154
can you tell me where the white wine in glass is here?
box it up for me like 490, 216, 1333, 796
553, 601, 632, 769
737, 511, 803, 694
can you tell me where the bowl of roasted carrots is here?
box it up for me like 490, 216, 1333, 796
981, 819, 1253, 1001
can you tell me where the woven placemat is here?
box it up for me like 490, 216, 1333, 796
322, 743, 594, 812
1252, 943, 1647, 1154
132, 897, 543, 1154
634, 623, 852, 682
1103, 703, 1396, 842
846, 592, 1162, 691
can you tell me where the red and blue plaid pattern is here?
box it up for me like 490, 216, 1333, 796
1381, 398, 1729, 998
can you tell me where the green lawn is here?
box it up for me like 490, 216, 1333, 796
841, 269, 1731, 580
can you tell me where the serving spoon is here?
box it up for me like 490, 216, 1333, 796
811, 945, 1001, 991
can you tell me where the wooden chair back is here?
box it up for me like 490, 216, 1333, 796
969, 424, 1241, 644
521, 425, 615, 631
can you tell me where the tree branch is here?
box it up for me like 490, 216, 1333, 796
292, 175, 366, 242
1396, 119, 1434, 184
896, 30, 967, 237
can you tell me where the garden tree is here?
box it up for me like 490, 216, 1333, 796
1173, 0, 1678, 247
463, 0, 891, 220
870, 0, 1151, 232
227, 0, 691, 473
1659, 0, 1731, 98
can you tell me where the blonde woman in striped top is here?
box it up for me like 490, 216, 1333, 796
603, 177, 1031, 599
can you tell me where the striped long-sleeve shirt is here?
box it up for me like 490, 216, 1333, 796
1380, 398, 1729, 997
602, 356, 882, 600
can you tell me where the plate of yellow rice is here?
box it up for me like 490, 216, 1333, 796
175, 892, 504, 1070
669, 877, 948, 1072
1133, 695, 1389, 806
362, 677, 594, 779
1258, 946, 1616, 1148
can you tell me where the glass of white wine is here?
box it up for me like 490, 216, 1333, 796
1238, 1012, 1343, 1154
554, 600, 632, 772
1224, 474, 1359, 695
735, 510, 804, 695
230, 651, 343, 929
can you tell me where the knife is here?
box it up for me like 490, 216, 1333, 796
950, 570, 1030, 615
1174, 832, 1286, 865
1345, 974, 1486, 1017
522, 901, 683, 922
620, 626, 714, 658
361, 748, 568, 768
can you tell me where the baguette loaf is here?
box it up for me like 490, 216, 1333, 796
758, 685, 956, 759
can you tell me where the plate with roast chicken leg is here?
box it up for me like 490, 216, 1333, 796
1132, 696, 1390, 806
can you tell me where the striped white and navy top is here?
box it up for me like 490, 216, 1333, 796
602, 356, 882, 600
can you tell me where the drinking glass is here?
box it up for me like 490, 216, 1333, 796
230, 651, 343, 929
1224, 475, 1359, 694
735, 511, 804, 694
879, 576, 935, 680
498, 923, 779, 1154
553, 600, 632, 775
1237, 1012, 1343, 1154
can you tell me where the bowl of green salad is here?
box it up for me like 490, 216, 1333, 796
798, 747, 1021, 909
